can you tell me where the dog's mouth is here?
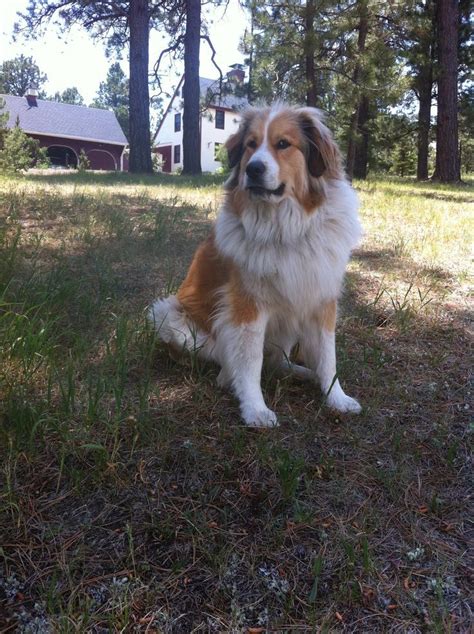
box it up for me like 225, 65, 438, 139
246, 182, 286, 198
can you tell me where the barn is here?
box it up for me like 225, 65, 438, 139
0, 89, 128, 171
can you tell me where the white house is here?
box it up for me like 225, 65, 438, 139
154, 68, 248, 173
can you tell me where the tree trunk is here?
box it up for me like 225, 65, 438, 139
304, 0, 318, 107
416, 67, 432, 180
353, 94, 370, 179
432, 0, 460, 182
346, 0, 369, 179
346, 109, 359, 180
182, 0, 202, 175
129, 0, 153, 173
415, 0, 435, 181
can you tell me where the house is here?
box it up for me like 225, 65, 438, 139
0, 88, 128, 171
154, 66, 249, 173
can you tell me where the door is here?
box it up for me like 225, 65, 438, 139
155, 146, 172, 173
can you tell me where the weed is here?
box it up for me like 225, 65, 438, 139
273, 448, 306, 502
308, 554, 324, 603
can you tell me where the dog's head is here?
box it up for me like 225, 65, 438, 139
225, 105, 343, 212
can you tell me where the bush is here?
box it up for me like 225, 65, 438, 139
152, 151, 164, 173
215, 142, 230, 176
77, 149, 90, 172
0, 125, 49, 173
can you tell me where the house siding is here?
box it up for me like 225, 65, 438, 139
29, 134, 125, 171
155, 96, 184, 171
155, 103, 241, 173
200, 108, 241, 172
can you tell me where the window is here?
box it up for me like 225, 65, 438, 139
214, 142, 223, 161
174, 113, 181, 132
215, 109, 225, 129
174, 145, 181, 164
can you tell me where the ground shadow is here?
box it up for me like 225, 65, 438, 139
25, 170, 227, 190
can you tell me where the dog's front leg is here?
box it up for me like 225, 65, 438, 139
219, 311, 278, 427
302, 300, 361, 414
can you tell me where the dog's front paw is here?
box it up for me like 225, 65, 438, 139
242, 405, 279, 428
327, 391, 362, 414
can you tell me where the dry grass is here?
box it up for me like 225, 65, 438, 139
0, 170, 472, 632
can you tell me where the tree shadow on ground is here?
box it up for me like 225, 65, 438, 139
24, 170, 227, 190
1, 187, 472, 632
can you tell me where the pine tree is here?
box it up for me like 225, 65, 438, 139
93, 63, 130, 140
182, 0, 202, 175
432, 0, 461, 182
52, 87, 84, 105
0, 55, 47, 97
155, 0, 225, 176
0, 124, 49, 173
243, 1, 406, 179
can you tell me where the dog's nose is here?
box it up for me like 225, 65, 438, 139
246, 160, 266, 180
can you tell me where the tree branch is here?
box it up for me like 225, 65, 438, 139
200, 34, 223, 91
153, 36, 184, 93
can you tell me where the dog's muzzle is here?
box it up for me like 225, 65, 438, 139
245, 160, 285, 197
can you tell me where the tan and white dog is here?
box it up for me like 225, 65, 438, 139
150, 104, 362, 427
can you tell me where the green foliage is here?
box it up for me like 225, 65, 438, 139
459, 85, 474, 174
0, 97, 8, 149
52, 86, 84, 105
0, 54, 47, 97
92, 63, 129, 140
241, 1, 409, 175
214, 142, 230, 175
77, 149, 91, 172
151, 151, 164, 173
0, 125, 49, 173
370, 112, 420, 177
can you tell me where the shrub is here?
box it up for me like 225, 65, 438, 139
77, 149, 91, 172
215, 142, 230, 176
0, 125, 49, 173
152, 151, 164, 173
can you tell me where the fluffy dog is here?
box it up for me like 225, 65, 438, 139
150, 104, 362, 427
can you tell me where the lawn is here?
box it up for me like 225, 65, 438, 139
0, 170, 472, 632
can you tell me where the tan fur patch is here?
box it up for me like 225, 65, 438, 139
177, 234, 259, 331
177, 234, 230, 332
267, 111, 325, 213
228, 270, 259, 325
315, 300, 337, 331
226, 187, 247, 217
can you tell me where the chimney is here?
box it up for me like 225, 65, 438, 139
24, 86, 39, 107
227, 63, 245, 85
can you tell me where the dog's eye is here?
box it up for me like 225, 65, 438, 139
276, 139, 290, 150
247, 139, 257, 149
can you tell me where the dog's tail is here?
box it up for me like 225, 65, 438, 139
148, 295, 210, 355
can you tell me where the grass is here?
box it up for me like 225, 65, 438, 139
0, 169, 472, 632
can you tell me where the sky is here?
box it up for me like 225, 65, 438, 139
0, 0, 248, 104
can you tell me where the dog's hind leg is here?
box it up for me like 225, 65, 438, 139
265, 318, 316, 382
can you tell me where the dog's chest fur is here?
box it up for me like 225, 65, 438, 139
215, 180, 361, 313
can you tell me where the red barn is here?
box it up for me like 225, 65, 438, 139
1, 89, 128, 171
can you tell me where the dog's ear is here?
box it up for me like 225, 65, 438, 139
225, 119, 248, 169
224, 112, 253, 189
298, 108, 342, 179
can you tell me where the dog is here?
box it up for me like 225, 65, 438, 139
149, 104, 362, 427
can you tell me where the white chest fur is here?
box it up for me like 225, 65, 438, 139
215, 180, 362, 312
